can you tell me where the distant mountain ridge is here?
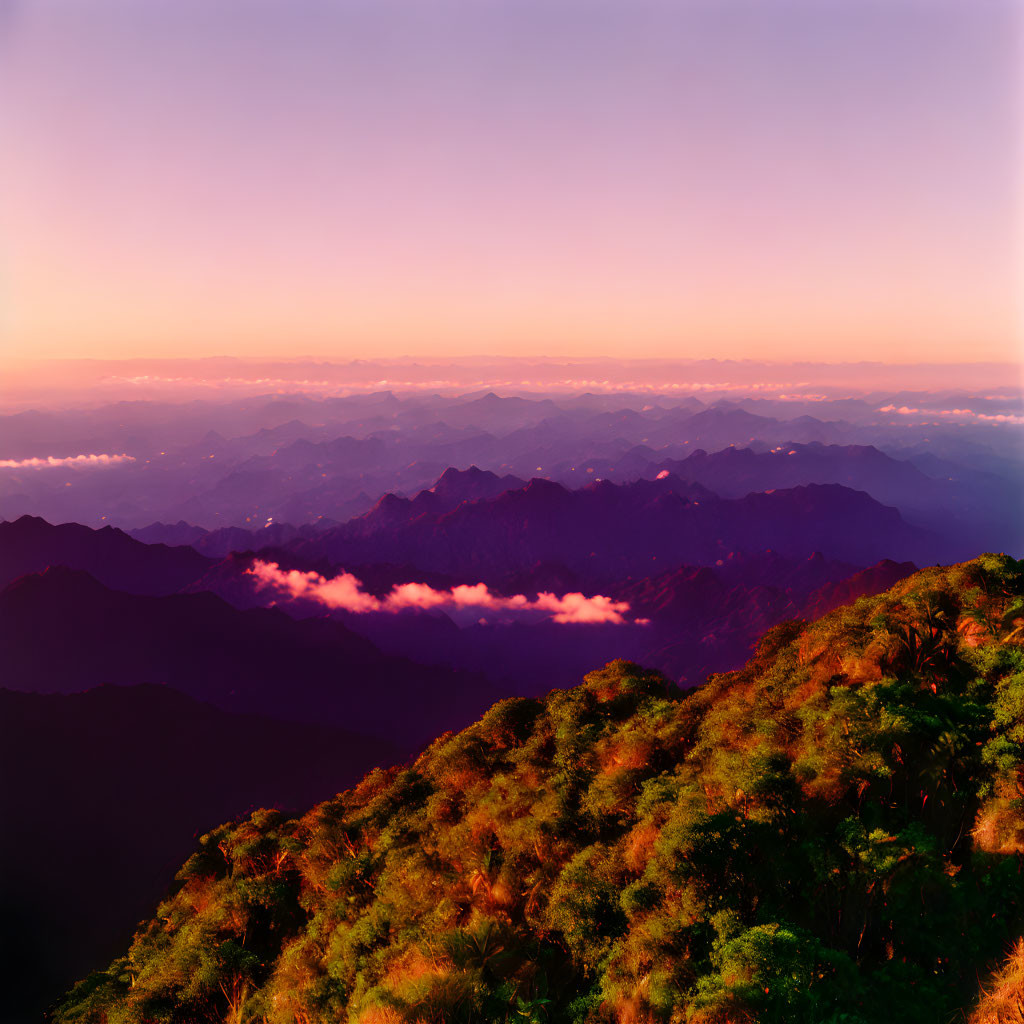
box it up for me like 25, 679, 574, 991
0, 515, 212, 594
125, 449, 1015, 570
289, 474, 934, 578
3, 387, 1019, 540
128, 466, 527, 556
653, 442, 939, 502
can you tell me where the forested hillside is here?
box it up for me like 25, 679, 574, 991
57, 554, 1024, 1023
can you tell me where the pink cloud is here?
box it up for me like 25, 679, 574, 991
387, 582, 452, 611
533, 591, 631, 624
877, 405, 1024, 425
976, 412, 1024, 424
0, 453, 135, 469
247, 560, 381, 613
878, 404, 921, 415
245, 560, 634, 625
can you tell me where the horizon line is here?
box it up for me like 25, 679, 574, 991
6, 354, 1023, 369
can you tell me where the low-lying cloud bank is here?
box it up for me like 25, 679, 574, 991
0, 453, 135, 469
878, 405, 1024, 424
247, 560, 635, 625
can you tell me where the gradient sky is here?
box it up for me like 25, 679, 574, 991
1, 0, 1021, 364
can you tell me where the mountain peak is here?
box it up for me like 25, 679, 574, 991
523, 477, 565, 497
434, 465, 490, 487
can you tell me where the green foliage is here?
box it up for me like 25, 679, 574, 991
692, 922, 859, 1023
54, 555, 1024, 1024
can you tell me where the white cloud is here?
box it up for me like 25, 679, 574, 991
246, 560, 635, 625
0, 453, 135, 469
877, 405, 1024, 425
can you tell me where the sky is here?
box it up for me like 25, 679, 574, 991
1, 0, 1021, 366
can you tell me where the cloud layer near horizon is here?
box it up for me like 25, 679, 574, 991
0, 453, 135, 469
247, 560, 633, 625
878, 405, 1024, 424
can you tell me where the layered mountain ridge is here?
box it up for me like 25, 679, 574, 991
3, 381, 1021, 1023
288, 475, 931, 577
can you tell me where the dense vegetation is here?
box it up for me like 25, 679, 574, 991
57, 555, 1024, 1023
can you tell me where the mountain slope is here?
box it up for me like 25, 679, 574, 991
56, 554, 1024, 1024
798, 558, 917, 621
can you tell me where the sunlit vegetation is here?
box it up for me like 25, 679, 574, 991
57, 555, 1024, 1023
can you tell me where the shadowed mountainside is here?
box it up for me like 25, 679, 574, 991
0, 684, 403, 1024
0, 567, 498, 749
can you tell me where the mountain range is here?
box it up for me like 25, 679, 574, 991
2, 380, 1021, 1022
287, 473, 932, 578
3, 389, 1020, 545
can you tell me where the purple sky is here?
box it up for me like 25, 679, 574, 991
1, 0, 1020, 365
